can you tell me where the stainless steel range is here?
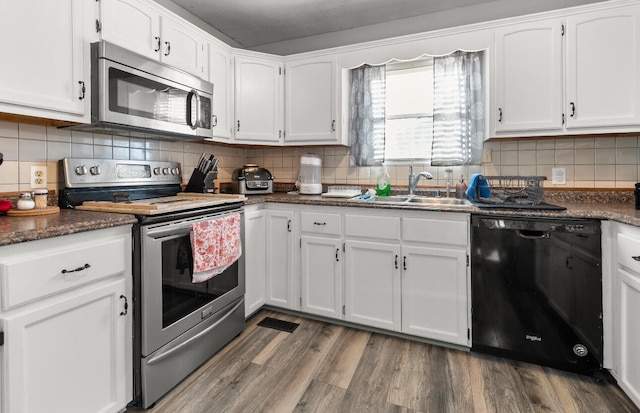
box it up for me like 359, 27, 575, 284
60, 158, 247, 408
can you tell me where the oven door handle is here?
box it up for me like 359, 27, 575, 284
146, 299, 243, 367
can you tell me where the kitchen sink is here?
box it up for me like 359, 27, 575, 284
407, 197, 471, 206
349, 195, 472, 207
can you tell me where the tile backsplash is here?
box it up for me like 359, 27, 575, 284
1, 119, 638, 193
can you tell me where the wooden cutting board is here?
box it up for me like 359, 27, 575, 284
6, 206, 60, 216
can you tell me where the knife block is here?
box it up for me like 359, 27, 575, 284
185, 169, 206, 193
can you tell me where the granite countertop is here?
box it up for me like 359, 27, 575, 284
244, 192, 640, 227
0, 209, 137, 247
3, 192, 640, 247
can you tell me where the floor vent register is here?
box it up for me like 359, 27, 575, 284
257, 317, 299, 333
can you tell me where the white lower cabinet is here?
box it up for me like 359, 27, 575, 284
612, 223, 640, 409
244, 205, 266, 318
301, 236, 343, 319
401, 245, 468, 346
344, 239, 401, 331
265, 207, 296, 309
0, 226, 132, 413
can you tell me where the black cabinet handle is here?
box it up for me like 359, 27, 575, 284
61, 263, 90, 274
237, 120, 240, 132
313, 222, 326, 226
395, 254, 398, 269
632, 256, 640, 261
336, 249, 340, 262
164, 41, 171, 56
154, 36, 160, 52
331, 120, 336, 132
212, 114, 218, 127
287, 219, 292, 232
570, 102, 576, 117
403, 256, 407, 271
498, 107, 503, 123
78, 81, 85, 100
120, 295, 128, 316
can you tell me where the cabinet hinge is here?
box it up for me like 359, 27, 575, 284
95, 19, 102, 33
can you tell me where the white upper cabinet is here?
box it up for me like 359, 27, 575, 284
100, 0, 207, 77
492, 3, 640, 137
100, 0, 160, 61
285, 56, 343, 145
565, 6, 640, 129
234, 55, 284, 144
208, 41, 234, 141
0, 0, 91, 122
493, 20, 564, 134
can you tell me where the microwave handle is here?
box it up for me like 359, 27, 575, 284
186, 89, 202, 130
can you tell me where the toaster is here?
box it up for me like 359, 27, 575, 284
231, 164, 274, 194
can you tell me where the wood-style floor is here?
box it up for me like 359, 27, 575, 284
128, 310, 639, 413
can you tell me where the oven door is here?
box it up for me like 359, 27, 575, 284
140, 209, 244, 356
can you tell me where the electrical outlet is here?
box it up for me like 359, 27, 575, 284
552, 167, 566, 185
482, 148, 492, 163
30, 166, 47, 189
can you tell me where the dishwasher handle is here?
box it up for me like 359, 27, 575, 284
516, 229, 550, 239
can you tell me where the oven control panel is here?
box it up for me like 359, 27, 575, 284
62, 158, 182, 188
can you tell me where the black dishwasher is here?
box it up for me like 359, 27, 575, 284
471, 215, 602, 374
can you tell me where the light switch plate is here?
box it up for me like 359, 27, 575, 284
552, 167, 566, 185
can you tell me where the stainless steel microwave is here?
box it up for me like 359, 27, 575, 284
68, 41, 213, 140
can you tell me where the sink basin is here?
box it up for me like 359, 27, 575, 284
349, 194, 471, 207
408, 197, 471, 206
366, 195, 410, 203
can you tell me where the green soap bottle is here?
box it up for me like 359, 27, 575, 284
376, 163, 391, 196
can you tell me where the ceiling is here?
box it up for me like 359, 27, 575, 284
166, 0, 607, 53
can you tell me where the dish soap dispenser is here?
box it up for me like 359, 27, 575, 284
455, 175, 468, 199
376, 163, 391, 196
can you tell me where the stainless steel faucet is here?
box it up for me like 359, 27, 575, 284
408, 165, 433, 195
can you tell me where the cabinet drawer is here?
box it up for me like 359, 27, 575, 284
1, 236, 126, 310
344, 214, 401, 241
403, 217, 468, 247
618, 231, 640, 274
300, 212, 341, 236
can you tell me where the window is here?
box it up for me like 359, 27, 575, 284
349, 51, 485, 167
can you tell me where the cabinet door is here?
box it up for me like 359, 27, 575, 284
234, 56, 283, 144
344, 240, 401, 331
0, 0, 88, 120
100, 0, 161, 60
160, 14, 207, 78
285, 57, 338, 144
209, 43, 233, 141
401, 245, 469, 346
301, 236, 342, 319
265, 210, 295, 308
493, 20, 563, 134
566, 6, 640, 129
244, 209, 266, 317
616, 267, 640, 408
1, 279, 127, 413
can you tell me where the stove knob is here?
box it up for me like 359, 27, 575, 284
75, 165, 88, 175
153, 167, 161, 175
162, 168, 170, 175
171, 167, 180, 175
89, 165, 102, 175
